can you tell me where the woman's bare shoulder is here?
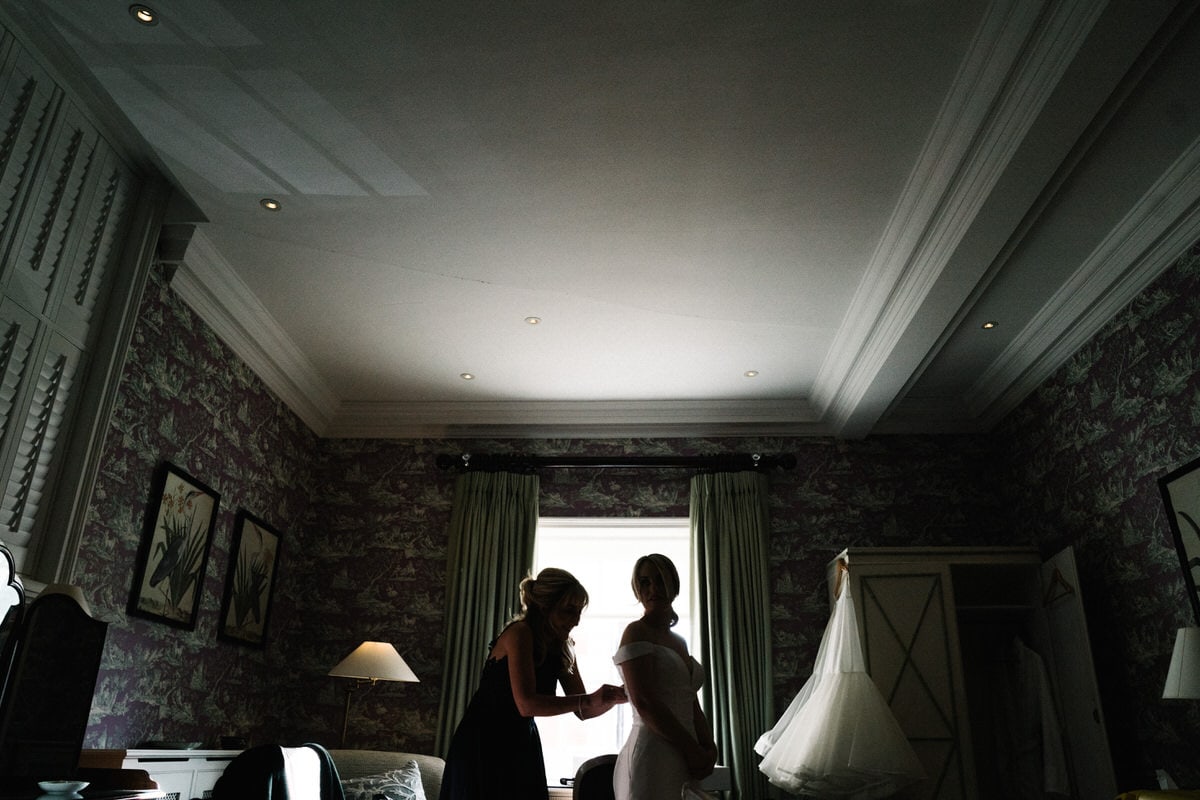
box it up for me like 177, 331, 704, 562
619, 618, 653, 645
492, 619, 532, 657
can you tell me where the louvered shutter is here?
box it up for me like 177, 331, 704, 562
0, 23, 145, 576
0, 36, 59, 259
1, 330, 80, 565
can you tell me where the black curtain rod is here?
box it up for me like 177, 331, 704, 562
435, 453, 796, 473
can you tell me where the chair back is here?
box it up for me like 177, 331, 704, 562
0, 592, 106, 778
213, 743, 343, 800
573, 754, 616, 800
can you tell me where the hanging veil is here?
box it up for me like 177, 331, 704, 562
755, 566, 924, 799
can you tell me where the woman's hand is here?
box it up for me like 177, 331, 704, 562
580, 683, 628, 718
601, 683, 628, 705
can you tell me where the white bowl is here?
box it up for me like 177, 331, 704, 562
37, 781, 89, 794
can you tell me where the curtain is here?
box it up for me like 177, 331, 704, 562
692, 471, 774, 800
434, 471, 540, 756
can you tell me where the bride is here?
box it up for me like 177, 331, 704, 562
612, 554, 718, 799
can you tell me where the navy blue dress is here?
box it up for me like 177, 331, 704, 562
439, 637, 564, 799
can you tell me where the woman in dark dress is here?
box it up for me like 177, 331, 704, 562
439, 568, 627, 800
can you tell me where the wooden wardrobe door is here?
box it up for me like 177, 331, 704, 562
854, 564, 977, 800
1040, 547, 1118, 800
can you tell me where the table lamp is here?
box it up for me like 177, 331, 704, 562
1162, 626, 1200, 699
329, 641, 419, 746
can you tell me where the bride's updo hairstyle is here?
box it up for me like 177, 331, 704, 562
518, 567, 589, 672
631, 553, 681, 627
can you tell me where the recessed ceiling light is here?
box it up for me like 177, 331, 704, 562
525, 316, 541, 325
981, 321, 997, 329
129, 5, 158, 25
260, 198, 281, 211
744, 370, 759, 378
460, 373, 474, 380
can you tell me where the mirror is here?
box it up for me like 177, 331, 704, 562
0, 542, 23, 714
1160, 455, 1200, 625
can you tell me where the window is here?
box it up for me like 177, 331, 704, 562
532, 517, 693, 787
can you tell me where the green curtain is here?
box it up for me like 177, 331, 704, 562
434, 470, 540, 756
692, 471, 774, 800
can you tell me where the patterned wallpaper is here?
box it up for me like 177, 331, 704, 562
995, 240, 1200, 788
77, 268, 320, 748
70, 240, 1200, 790
274, 432, 1010, 753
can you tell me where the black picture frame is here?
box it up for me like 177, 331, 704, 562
218, 509, 282, 647
1159, 454, 1200, 625
129, 462, 219, 630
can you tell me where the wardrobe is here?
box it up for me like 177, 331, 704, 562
827, 546, 1116, 800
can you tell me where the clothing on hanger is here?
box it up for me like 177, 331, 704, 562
755, 575, 924, 799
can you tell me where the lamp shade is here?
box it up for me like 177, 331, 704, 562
1162, 627, 1200, 699
329, 641, 419, 683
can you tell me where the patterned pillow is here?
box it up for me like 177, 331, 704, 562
340, 760, 427, 800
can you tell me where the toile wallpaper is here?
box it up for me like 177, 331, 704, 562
72, 237, 1200, 789
994, 239, 1200, 788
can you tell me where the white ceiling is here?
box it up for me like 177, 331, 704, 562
9, 0, 1200, 438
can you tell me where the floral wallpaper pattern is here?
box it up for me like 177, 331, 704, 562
78, 267, 319, 747
995, 240, 1200, 788
274, 432, 1010, 754
69, 239, 1200, 790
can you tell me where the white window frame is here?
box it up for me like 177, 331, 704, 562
532, 516, 694, 788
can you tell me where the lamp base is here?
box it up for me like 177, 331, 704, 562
338, 678, 375, 748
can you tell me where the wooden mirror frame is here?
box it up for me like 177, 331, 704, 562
0, 542, 24, 720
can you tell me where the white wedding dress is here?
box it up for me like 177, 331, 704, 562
613, 641, 705, 800
756, 580, 924, 799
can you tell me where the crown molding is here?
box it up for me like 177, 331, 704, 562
170, 229, 340, 436
968, 136, 1200, 427
170, 242, 829, 438
812, 0, 1104, 438
323, 398, 825, 439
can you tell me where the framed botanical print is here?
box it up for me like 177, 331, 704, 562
218, 509, 282, 647
129, 462, 220, 629
1160, 454, 1200, 625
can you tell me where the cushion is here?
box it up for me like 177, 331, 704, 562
340, 760, 427, 800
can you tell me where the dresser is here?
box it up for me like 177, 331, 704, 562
79, 750, 240, 800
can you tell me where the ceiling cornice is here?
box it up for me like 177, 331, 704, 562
172, 237, 828, 438
968, 136, 1200, 427
811, 0, 1105, 438
323, 398, 824, 439
171, 230, 339, 435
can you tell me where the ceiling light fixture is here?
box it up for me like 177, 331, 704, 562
460, 373, 474, 380
129, 5, 158, 25
525, 316, 541, 325
981, 321, 997, 329
744, 370, 759, 378
260, 198, 281, 211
